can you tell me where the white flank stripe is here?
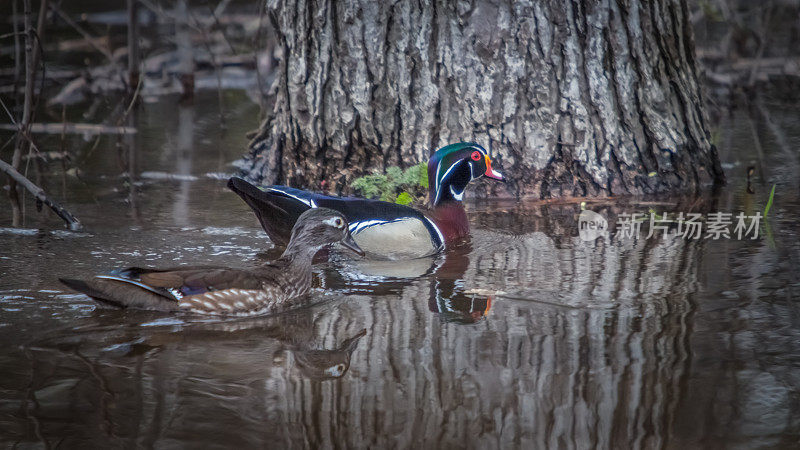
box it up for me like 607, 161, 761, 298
424, 216, 445, 250
268, 188, 314, 208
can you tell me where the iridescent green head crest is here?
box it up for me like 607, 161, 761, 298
427, 142, 505, 206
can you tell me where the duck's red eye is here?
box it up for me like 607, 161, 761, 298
471, 151, 481, 161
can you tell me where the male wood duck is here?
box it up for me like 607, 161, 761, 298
228, 142, 505, 259
59, 208, 364, 316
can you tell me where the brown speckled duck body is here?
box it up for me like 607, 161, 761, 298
60, 208, 364, 316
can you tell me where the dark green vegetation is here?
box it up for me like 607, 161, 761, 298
351, 162, 428, 205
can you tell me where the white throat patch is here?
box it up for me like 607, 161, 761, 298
449, 185, 464, 200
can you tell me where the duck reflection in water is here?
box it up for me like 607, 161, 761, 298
33, 308, 367, 382
426, 240, 494, 324
145, 313, 366, 381
428, 281, 493, 324
331, 239, 494, 324
289, 329, 366, 380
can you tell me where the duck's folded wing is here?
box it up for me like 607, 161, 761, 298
136, 266, 287, 315
61, 264, 285, 313
59, 266, 231, 311
137, 267, 265, 294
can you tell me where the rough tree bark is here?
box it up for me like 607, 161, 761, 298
241, 0, 724, 198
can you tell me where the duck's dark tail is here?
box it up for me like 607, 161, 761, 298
59, 278, 125, 308
227, 177, 311, 246
59, 276, 179, 311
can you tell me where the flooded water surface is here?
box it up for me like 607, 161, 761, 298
1, 94, 800, 448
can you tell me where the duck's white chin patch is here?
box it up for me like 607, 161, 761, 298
450, 185, 464, 201
486, 168, 504, 180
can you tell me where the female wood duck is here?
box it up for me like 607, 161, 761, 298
291, 328, 366, 380
228, 142, 505, 259
59, 208, 364, 316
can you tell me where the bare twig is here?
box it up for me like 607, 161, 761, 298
205, 0, 237, 55
747, 2, 774, 87
12, 0, 22, 104
176, 0, 195, 98
755, 97, 800, 189
0, 96, 43, 156
127, 0, 140, 90
213, 0, 232, 17
746, 115, 767, 185
190, 8, 225, 124
30, 0, 48, 86
117, 72, 143, 129
8, 0, 35, 227
0, 158, 82, 230
253, 0, 267, 120
15, 0, 35, 165
49, 3, 114, 62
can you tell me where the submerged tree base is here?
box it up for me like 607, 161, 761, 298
241, 0, 725, 199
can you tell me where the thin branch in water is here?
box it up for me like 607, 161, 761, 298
0, 158, 82, 230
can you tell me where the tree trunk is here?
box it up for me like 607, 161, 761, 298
241, 0, 724, 198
